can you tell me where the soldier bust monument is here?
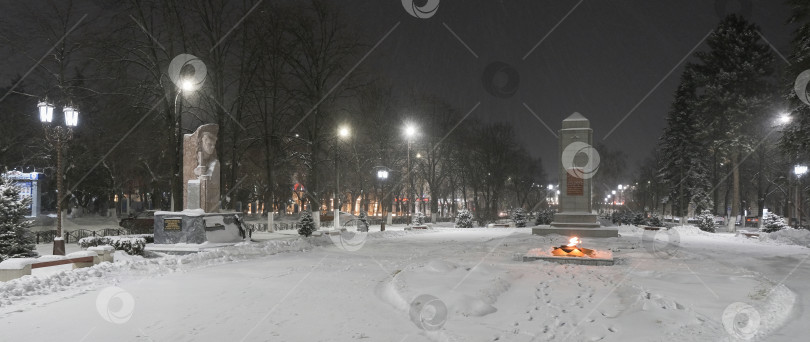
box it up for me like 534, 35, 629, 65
183, 124, 220, 212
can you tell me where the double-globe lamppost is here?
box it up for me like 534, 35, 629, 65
333, 125, 350, 230
404, 124, 417, 218
794, 165, 808, 227
37, 100, 79, 255
377, 169, 389, 231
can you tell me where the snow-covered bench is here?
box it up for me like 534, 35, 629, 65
0, 249, 113, 282
487, 223, 514, 228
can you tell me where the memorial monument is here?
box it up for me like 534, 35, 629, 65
533, 113, 618, 238
183, 124, 220, 212
153, 124, 245, 245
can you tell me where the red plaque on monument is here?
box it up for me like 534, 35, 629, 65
566, 172, 584, 196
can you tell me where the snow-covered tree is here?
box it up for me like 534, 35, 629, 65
696, 210, 716, 233
659, 70, 714, 221
691, 15, 774, 232
0, 176, 38, 262
455, 208, 473, 228
412, 212, 426, 225
632, 213, 646, 226
535, 209, 554, 225
357, 212, 369, 232
761, 212, 788, 233
648, 216, 663, 228
511, 208, 526, 227
298, 211, 316, 237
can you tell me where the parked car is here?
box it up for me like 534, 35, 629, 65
119, 210, 156, 234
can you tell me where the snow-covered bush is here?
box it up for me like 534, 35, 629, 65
696, 210, 716, 233
108, 237, 146, 255
0, 175, 37, 262
358, 212, 369, 232
648, 216, 663, 227
632, 213, 646, 226
511, 208, 527, 227
79, 236, 110, 248
535, 209, 554, 225
412, 212, 426, 225
298, 211, 316, 237
455, 208, 474, 228
761, 212, 789, 233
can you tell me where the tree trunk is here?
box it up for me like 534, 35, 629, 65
727, 151, 740, 232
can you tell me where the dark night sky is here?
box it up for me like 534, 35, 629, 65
341, 0, 794, 182
0, 1, 794, 183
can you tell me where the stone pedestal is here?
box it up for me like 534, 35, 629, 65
154, 210, 244, 244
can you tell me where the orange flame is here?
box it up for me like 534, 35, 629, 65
567, 237, 580, 247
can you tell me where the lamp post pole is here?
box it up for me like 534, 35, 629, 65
335, 126, 350, 230
377, 169, 389, 231
38, 101, 78, 255
795, 165, 807, 227
172, 89, 183, 211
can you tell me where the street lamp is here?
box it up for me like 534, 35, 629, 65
172, 77, 200, 211
404, 124, 418, 218
334, 125, 350, 230
778, 112, 792, 125
38, 100, 78, 255
377, 169, 389, 231
795, 165, 808, 227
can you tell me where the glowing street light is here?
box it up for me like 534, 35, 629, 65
778, 112, 792, 125
404, 124, 418, 218
377, 168, 390, 231
37, 100, 79, 255
338, 125, 350, 139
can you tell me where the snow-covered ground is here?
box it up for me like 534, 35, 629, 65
1, 224, 808, 341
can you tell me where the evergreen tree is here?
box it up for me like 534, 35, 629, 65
648, 216, 663, 228
534, 209, 554, 225
357, 212, 369, 232
412, 212, 426, 225
298, 211, 316, 237
691, 15, 775, 232
659, 69, 714, 221
761, 212, 789, 233
0, 176, 38, 261
697, 210, 717, 233
511, 208, 526, 227
780, 0, 810, 161
455, 208, 473, 228
632, 213, 647, 226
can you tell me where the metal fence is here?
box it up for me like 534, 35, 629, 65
34, 228, 133, 244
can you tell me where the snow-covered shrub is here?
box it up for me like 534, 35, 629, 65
696, 210, 716, 233
648, 216, 663, 227
632, 213, 646, 226
358, 212, 369, 232
0, 175, 37, 262
535, 209, 554, 225
761, 212, 788, 233
108, 237, 146, 255
455, 208, 474, 228
511, 208, 527, 227
298, 211, 316, 237
78, 236, 110, 248
412, 212, 426, 225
